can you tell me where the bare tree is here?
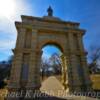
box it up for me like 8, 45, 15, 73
88, 45, 100, 74
41, 53, 62, 77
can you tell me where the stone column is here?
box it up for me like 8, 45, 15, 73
68, 33, 75, 53
8, 27, 26, 89
65, 54, 73, 92
77, 34, 92, 91
26, 29, 41, 90
31, 29, 38, 49
60, 54, 68, 90
68, 32, 81, 92
70, 55, 82, 91
35, 50, 42, 88
81, 56, 92, 91
16, 28, 26, 49
8, 52, 23, 89
77, 34, 85, 52
7, 27, 26, 100
26, 50, 42, 89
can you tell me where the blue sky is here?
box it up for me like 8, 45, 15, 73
42, 45, 62, 60
0, 0, 100, 61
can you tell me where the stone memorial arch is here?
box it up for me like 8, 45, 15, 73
8, 6, 91, 93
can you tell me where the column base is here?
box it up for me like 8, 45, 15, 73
26, 83, 41, 90
7, 82, 20, 89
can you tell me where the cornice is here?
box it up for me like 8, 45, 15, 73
21, 15, 80, 26
15, 22, 85, 35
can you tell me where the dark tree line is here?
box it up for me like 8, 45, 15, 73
0, 56, 13, 88
0, 45, 100, 88
87, 46, 100, 74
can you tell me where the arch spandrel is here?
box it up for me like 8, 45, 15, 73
38, 39, 65, 53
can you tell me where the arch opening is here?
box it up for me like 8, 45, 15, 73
40, 43, 63, 82
41, 42, 64, 53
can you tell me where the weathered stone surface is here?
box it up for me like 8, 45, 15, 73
7, 7, 92, 97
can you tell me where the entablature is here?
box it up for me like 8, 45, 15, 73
15, 22, 86, 35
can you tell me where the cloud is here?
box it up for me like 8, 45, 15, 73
0, 39, 15, 50
0, 0, 33, 33
0, 37, 15, 59
0, 0, 33, 61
